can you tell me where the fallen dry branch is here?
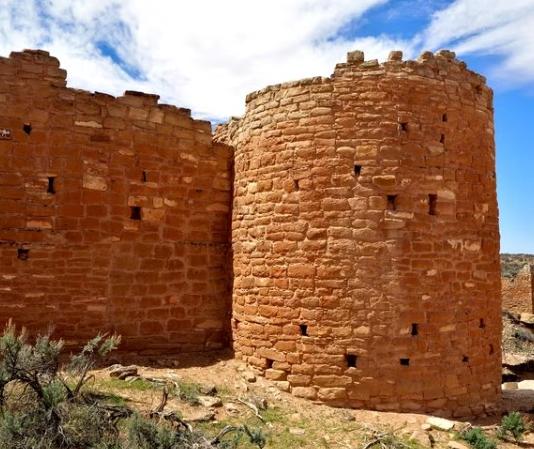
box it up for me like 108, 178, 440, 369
236, 397, 265, 422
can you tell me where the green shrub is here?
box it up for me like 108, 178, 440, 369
175, 380, 202, 406
460, 427, 497, 449
497, 412, 527, 442
0, 323, 265, 449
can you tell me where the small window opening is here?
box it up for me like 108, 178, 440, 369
354, 165, 362, 177
346, 354, 357, 368
462, 355, 469, 363
265, 358, 274, 369
440, 134, 445, 144
399, 122, 408, 132
294, 179, 300, 191
411, 323, 419, 336
479, 318, 486, 329
47, 177, 56, 194
489, 344, 494, 355
17, 248, 29, 260
23, 123, 32, 135
428, 194, 437, 216
387, 195, 397, 211
400, 358, 410, 366
130, 206, 142, 220
442, 113, 448, 122
299, 324, 308, 336
141, 171, 147, 182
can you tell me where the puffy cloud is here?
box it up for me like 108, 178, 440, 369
422, 0, 534, 85
0, 0, 417, 120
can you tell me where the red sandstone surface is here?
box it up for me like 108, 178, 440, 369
502, 265, 534, 314
0, 49, 232, 353
0, 48, 501, 417
216, 49, 501, 416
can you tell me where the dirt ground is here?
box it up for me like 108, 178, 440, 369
89, 350, 534, 449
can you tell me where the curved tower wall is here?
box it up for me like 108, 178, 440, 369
217, 50, 501, 417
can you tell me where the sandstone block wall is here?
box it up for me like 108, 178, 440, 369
502, 265, 534, 314
216, 50, 501, 417
0, 50, 232, 353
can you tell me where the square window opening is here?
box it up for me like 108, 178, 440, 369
299, 324, 308, 336
387, 195, 397, 211
428, 194, 438, 216
130, 206, 142, 220
400, 358, 410, 366
346, 354, 357, 368
23, 123, 32, 135
265, 358, 274, 369
47, 177, 56, 194
399, 122, 408, 132
354, 165, 362, 177
17, 248, 29, 260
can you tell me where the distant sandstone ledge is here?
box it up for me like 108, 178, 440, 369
0, 48, 500, 417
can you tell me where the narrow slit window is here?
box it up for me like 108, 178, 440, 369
387, 195, 397, 211
130, 206, 142, 220
294, 179, 300, 191
23, 123, 32, 135
47, 177, 56, 194
354, 165, 362, 177
299, 324, 308, 336
346, 354, 357, 368
399, 122, 408, 132
489, 344, 494, 355
142, 171, 147, 182
411, 323, 419, 336
17, 248, 29, 260
265, 358, 274, 369
479, 318, 486, 329
400, 358, 410, 366
428, 194, 437, 216
440, 134, 445, 144
442, 113, 448, 122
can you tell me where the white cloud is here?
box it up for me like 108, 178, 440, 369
0, 0, 418, 120
422, 0, 534, 85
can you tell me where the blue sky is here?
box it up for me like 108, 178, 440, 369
0, 0, 533, 253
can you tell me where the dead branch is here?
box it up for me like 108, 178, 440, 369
235, 397, 264, 422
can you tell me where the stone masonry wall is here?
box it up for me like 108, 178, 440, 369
216, 50, 501, 417
0, 50, 233, 353
502, 265, 534, 314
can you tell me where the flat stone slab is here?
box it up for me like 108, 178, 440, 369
426, 416, 455, 431
518, 380, 534, 390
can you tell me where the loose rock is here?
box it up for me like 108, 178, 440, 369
184, 410, 215, 422
426, 416, 456, 431
242, 371, 256, 383
109, 364, 138, 380
448, 441, 470, 449
197, 395, 222, 408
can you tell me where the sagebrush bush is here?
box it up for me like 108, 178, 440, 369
0, 322, 265, 449
497, 411, 527, 442
460, 427, 497, 449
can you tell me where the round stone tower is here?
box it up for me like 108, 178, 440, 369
216, 50, 501, 417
